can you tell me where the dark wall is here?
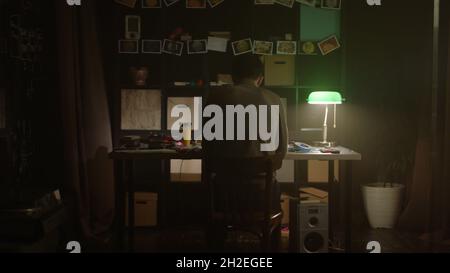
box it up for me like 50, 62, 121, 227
342, 1, 434, 229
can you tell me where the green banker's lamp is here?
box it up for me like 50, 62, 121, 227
307, 91, 344, 147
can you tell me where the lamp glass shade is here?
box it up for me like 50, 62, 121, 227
307, 91, 343, 105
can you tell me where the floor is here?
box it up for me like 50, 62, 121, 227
126, 227, 440, 253
351, 229, 429, 253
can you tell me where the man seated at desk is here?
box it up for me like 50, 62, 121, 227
203, 55, 288, 223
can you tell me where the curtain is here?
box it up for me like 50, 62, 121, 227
398, 1, 450, 251
55, 1, 114, 242
439, 4, 450, 244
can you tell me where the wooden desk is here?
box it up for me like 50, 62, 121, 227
110, 146, 361, 252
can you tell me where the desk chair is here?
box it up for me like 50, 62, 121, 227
205, 158, 283, 252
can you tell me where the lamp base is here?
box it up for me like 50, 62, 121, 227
312, 141, 337, 148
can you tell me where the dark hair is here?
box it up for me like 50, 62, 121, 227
232, 55, 264, 84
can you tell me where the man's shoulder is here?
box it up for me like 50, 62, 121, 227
207, 85, 234, 104
259, 87, 281, 103
208, 84, 281, 104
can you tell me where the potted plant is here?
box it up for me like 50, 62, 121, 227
362, 158, 412, 229
361, 111, 415, 229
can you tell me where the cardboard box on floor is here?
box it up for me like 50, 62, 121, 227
281, 188, 329, 226
126, 192, 158, 227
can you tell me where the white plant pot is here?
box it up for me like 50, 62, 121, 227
361, 183, 405, 229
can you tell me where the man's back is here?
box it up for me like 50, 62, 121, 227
203, 82, 288, 170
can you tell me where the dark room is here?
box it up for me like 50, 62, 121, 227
0, 0, 450, 262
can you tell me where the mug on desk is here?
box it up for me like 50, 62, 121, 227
182, 123, 192, 146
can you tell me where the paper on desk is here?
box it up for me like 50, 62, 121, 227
207, 36, 228, 52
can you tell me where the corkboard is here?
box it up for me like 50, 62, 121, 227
121, 89, 161, 130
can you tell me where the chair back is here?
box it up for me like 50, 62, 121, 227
205, 157, 275, 228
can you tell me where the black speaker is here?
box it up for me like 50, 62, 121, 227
298, 202, 328, 253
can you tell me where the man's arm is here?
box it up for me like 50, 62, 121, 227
279, 97, 288, 156
275, 96, 288, 170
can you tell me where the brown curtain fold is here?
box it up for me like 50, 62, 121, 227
398, 3, 450, 250
55, 1, 114, 241
442, 9, 450, 241
397, 137, 432, 233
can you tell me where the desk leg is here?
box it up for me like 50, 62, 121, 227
289, 198, 299, 253
289, 160, 308, 252
114, 160, 125, 252
345, 161, 353, 253
328, 160, 335, 249
160, 159, 168, 228
126, 160, 135, 252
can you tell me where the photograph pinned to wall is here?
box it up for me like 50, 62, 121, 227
180, 33, 192, 42
142, 40, 162, 54
254, 0, 274, 4
299, 41, 318, 55
275, 0, 295, 8
318, 35, 340, 55
142, 0, 162, 8
297, 0, 316, 7
188, 40, 208, 54
115, 0, 137, 8
208, 0, 224, 7
164, 0, 180, 6
321, 0, 341, 10
119, 40, 139, 54
186, 0, 207, 8
232, 38, 253, 56
207, 36, 228, 52
253, 41, 273, 55
277, 41, 297, 55
162, 39, 184, 56
121, 89, 162, 130
125, 15, 141, 40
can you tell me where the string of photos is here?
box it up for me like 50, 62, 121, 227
117, 0, 341, 56
115, 0, 342, 10
119, 35, 340, 56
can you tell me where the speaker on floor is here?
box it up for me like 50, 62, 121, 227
299, 202, 328, 253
